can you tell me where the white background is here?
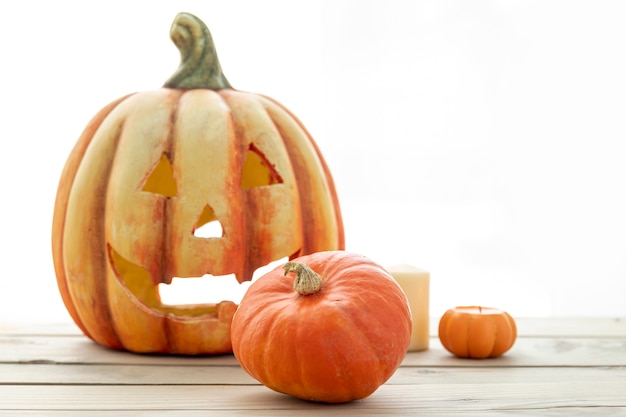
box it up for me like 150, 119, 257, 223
1, 0, 625, 323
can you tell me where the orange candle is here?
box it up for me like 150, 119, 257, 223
438, 306, 517, 358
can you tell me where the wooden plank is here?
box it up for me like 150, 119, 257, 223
0, 363, 256, 385
2, 363, 624, 386
1, 382, 624, 412
2, 334, 625, 367
513, 317, 626, 338
0, 322, 82, 337
403, 337, 626, 367
390, 366, 626, 385
0, 335, 239, 366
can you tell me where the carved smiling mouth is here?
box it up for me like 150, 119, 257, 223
108, 244, 288, 318
108, 245, 221, 317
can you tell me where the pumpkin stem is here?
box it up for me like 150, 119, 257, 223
283, 262, 323, 295
163, 12, 232, 90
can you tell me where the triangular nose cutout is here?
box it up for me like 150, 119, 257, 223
141, 153, 177, 197
194, 205, 223, 238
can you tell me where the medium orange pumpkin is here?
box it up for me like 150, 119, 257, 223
51, 12, 344, 355
231, 251, 412, 403
438, 306, 517, 359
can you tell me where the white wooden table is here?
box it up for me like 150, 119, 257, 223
1, 318, 625, 416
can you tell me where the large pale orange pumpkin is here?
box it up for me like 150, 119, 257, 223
51, 12, 344, 355
231, 251, 412, 403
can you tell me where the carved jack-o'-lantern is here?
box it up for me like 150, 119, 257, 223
51, 12, 344, 354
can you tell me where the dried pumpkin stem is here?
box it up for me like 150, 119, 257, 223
163, 12, 232, 90
283, 262, 323, 295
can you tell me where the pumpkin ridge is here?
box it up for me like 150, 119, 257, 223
340, 267, 407, 382
261, 102, 311, 243
292, 309, 313, 398
69, 110, 129, 350
52, 95, 132, 340
259, 102, 330, 255
488, 316, 498, 358
159, 94, 181, 352
160, 91, 182, 284
259, 95, 345, 249
259, 307, 289, 389
334, 300, 388, 395
103, 116, 141, 350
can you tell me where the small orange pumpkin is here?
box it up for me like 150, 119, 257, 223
51, 12, 344, 355
438, 306, 517, 359
231, 251, 412, 403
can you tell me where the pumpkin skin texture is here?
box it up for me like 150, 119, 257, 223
51, 13, 344, 355
230, 251, 412, 403
438, 306, 517, 359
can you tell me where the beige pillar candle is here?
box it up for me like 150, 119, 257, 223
387, 265, 430, 351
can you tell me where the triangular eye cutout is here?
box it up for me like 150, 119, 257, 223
141, 153, 177, 197
241, 144, 283, 189
193, 204, 223, 238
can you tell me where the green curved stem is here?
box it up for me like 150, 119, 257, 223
163, 12, 232, 90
